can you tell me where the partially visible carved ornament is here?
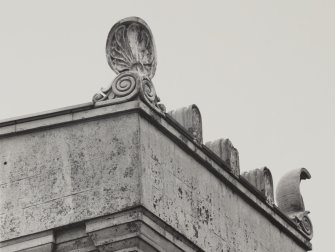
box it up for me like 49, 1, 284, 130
93, 17, 165, 114
168, 105, 203, 144
242, 167, 274, 204
205, 139, 240, 176
276, 168, 313, 239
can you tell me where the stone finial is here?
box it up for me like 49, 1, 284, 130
242, 167, 274, 204
276, 168, 313, 239
205, 139, 240, 176
93, 17, 165, 114
168, 105, 203, 144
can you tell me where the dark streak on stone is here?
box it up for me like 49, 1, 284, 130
193, 224, 198, 238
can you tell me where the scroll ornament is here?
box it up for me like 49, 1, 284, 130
276, 168, 313, 239
93, 17, 165, 115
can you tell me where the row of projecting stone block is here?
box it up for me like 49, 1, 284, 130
168, 104, 313, 240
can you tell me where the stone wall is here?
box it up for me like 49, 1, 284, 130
0, 101, 311, 251
139, 116, 306, 252
0, 113, 141, 241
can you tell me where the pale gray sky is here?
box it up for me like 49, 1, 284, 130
0, 1, 334, 251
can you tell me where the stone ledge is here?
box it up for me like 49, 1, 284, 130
0, 207, 203, 252
86, 207, 203, 252
0, 100, 140, 138
0, 230, 54, 252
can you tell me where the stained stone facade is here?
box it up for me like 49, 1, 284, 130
0, 17, 312, 251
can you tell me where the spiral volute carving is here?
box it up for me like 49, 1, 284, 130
300, 215, 313, 237
112, 72, 137, 97
141, 79, 156, 103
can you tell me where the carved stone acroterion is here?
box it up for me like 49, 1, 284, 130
93, 17, 165, 114
276, 168, 313, 239
242, 167, 274, 204
205, 139, 240, 176
168, 105, 203, 144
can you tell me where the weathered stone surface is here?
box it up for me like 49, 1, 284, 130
0, 113, 141, 241
168, 104, 203, 144
205, 138, 240, 176
242, 167, 274, 204
0, 207, 202, 252
0, 230, 54, 252
139, 117, 306, 252
276, 168, 313, 239
55, 225, 96, 252
0, 100, 312, 251
85, 207, 202, 252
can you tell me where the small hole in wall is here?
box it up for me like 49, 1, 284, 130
3, 162, 7, 165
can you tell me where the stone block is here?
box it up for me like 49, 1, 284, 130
242, 167, 274, 204
205, 138, 240, 176
0, 113, 141, 241
168, 104, 203, 144
0, 230, 54, 252
139, 116, 308, 251
86, 207, 200, 252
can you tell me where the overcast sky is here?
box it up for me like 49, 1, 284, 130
0, 1, 334, 251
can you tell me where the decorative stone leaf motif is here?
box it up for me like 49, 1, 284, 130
242, 167, 274, 204
93, 17, 164, 114
106, 17, 157, 79
276, 168, 313, 239
205, 139, 240, 177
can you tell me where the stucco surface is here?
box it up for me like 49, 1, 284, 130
139, 116, 306, 252
0, 113, 141, 241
